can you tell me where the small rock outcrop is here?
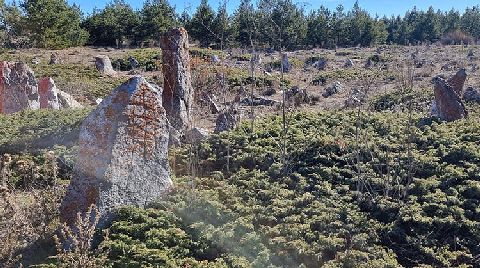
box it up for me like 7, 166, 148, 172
447, 68, 467, 96
0, 61, 39, 114
160, 27, 193, 131
463, 87, 480, 103
432, 76, 467, 122
38, 77, 60, 109
60, 76, 172, 226
94, 55, 116, 76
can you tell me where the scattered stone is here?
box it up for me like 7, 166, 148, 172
160, 27, 193, 131
0, 154, 12, 188
322, 81, 343, 98
250, 53, 262, 66
57, 90, 83, 109
129, 56, 139, 69
240, 96, 279, 106
467, 49, 474, 58
184, 127, 209, 144
49, 53, 59, 65
60, 76, 172, 227
215, 107, 240, 133
38, 77, 60, 109
344, 59, 354, 68
281, 53, 291, 73
211, 54, 220, 63
431, 76, 467, 122
463, 87, 480, 103
262, 87, 276, 96
313, 59, 327, 70
344, 88, 366, 108
286, 86, 309, 105
0, 61, 39, 114
447, 68, 467, 96
364, 58, 373, 68
31, 57, 41, 65
94, 55, 117, 76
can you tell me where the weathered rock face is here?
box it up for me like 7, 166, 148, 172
215, 107, 239, 133
0, 61, 39, 114
60, 76, 172, 226
160, 28, 193, 131
94, 55, 117, 76
38, 77, 60, 109
432, 76, 467, 122
447, 68, 467, 96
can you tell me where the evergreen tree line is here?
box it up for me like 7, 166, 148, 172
1, 0, 480, 50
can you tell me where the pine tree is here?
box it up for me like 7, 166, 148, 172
82, 0, 139, 47
136, 0, 177, 44
22, 0, 88, 49
187, 0, 215, 47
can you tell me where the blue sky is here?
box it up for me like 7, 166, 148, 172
68, 0, 479, 17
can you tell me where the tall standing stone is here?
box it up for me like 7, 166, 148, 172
160, 27, 193, 131
38, 77, 60, 109
60, 76, 172, 226
0, 61, 39, 114
432, 76, 467, 122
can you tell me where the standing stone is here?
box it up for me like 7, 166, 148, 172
432, 76, 467, 122
447, 68, 467, 96
160, 28, 193, 131
60, 76, 172, 226
94, 55, 117, 76
0, 61, 39, 114
38, 77, 60, 109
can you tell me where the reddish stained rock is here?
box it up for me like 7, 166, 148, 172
447, 68, 467, 96
38, 77, 60, 109
160, 27, 193, 131
0, 61, 39, 114
432, 76, 467, 122
60, 76, 171, 227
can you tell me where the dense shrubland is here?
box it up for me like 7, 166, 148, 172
94, 109, 480, 267
0, 102, 479, 267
